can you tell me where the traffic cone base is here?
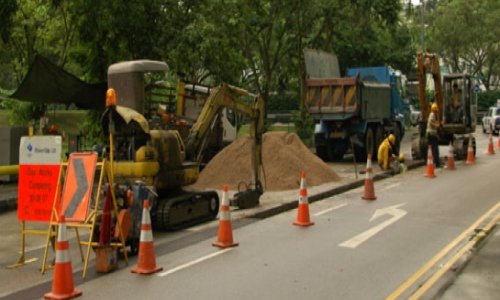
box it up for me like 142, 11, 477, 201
361, 154, 377, 200
212, 219, 239, 248
486, 134, 495, 155
131, 241, 163, 274
293, 203, 315, 226
425, 145, 436, 178
131, 200, 162, 275
213, 185, 239, 248
44, 215, 82, 300
45, 285, 82, 300
445, 142, 456, 170
293, 171, 315, 226
362, 180, 377, 200
466, 136, 475, 165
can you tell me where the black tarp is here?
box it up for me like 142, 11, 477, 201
10, 55, 106, 110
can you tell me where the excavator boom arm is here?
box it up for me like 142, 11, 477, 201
186, 83, 265, 188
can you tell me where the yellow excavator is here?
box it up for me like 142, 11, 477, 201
102, 73, 265, 232
411, 52, 477, 160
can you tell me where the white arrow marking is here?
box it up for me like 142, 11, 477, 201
339, 203, 407, 249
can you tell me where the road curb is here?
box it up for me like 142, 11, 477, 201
249, 160, 426, 220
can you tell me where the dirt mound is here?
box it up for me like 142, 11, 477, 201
191, 131, 340, 191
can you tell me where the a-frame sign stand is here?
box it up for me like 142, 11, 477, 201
42, 152, 128, 278
7, 135, 62, 270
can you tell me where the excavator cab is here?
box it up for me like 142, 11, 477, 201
442, 74, 476, 132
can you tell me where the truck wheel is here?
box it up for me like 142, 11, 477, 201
330, 139, 347, 161
353, 129, 371, 162
314, 134, 329, 161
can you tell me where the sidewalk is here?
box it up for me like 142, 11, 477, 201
0, 160, 498, 299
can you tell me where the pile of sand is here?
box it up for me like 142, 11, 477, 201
191, 131, 340, 191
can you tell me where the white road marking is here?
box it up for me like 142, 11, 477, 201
339, 203, 407, 248
314, 203, 348, 216
379, 183, 401, 192
158, 248, 233, 277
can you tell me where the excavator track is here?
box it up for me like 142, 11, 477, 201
152, 190, 220, 231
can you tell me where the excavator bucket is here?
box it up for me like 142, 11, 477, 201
230, 185, 263, 209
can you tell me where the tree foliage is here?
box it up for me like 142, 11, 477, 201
428, 0, 500, 90
1, 0, 415, 121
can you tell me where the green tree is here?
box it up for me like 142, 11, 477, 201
428, 0, 500, 90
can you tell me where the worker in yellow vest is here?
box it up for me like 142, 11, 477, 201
377, 134, 396, 170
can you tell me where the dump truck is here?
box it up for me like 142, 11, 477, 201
102, 74, 265, 232
411, 52, 477, 159
304, 49, 406, 161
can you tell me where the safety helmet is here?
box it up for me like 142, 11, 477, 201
399, 152, 405, 162
431, 102, 438, 112
388, 134, 396, 144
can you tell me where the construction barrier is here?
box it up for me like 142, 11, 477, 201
293, 171, 314, 227
361, 154, 377, 200
213, 185, 239, 248
131, 200, 163, 274
41, 152, 128, 278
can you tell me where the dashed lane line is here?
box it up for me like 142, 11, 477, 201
158, 248, 233, 277
314, 203, 348, 216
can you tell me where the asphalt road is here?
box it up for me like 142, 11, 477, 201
0, 127, 498, 299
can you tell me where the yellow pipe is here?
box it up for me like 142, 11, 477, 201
0, 165, 19, 176
112, 161, 160, 178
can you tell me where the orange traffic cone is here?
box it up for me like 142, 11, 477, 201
131, 200, 163, 274
486, 134, 495, 155
293, 171, 315, 227
213, 185, 239, 248
446, 142, 456, 170
425, 145, 436, 178
362, 153, 377, 200
44, 215, 82, 300
466, 135, 475, 165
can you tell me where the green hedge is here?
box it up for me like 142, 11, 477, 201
267, 92, 299, 112
478, 90, 500, 111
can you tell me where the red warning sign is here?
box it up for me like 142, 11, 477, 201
60, 152, 97, 222
17, 136, 62, 222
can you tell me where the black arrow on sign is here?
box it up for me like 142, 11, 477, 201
64, 158, 88, 218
